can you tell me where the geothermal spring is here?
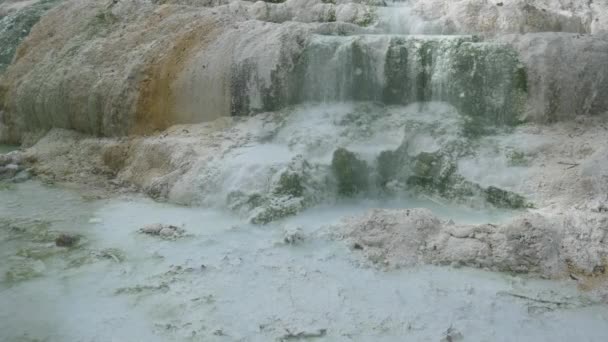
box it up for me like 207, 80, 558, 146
2, 0, 608, 341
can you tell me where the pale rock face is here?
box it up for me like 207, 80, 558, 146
410, 0, 605, 35
0, 0, 379, 143
339, 208, 443, 266
501, 32, 608, 122
340, 207, 608, 280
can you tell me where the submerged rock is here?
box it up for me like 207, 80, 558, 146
282, 225, 306, 245
55, 233, 80, 247
331, 148, 369, 196
485, 186, 531, 209
440, 326, 464, 342
407, 151, 458, 195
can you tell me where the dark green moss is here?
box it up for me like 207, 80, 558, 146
449, 43, 527, 129
383, 38, 409, 104
331, 148, 369, 196
407, 152, 457, 194
376, 149, 403, 187
246, 193, 265, 209
485, 186, 531, 209
515, 66, 528, 92
416, 42, 433, 102
506, 150, 528, 166
327, 8, 337, 22
274, 172, 304, 198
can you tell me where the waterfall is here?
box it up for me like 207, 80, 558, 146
289, 34, 526, 128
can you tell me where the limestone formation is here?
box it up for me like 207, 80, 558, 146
0, 0, 606, 290
339, 208, 608, 279
0, 0, 607, 144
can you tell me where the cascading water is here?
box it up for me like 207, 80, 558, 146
375, 1, 439, 34
2, 1, 608, 341
177, 5, 531, 222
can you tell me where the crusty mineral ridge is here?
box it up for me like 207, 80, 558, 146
410, 0, 608, 35
0, 0, 607, 143
339, 208, 608, 282
0, 0, 372, 142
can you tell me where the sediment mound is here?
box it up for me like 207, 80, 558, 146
339, 207, 608, 282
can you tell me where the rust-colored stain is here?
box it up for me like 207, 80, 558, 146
133, 17, 218, 135
566, 257, 608, 292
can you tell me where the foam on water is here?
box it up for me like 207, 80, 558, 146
1, 181, 607, 341
177, 101, 472, 210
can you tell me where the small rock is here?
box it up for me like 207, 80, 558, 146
159, 227, 176, 237
0, 151, 21, 166
0, 164, 20, 179
282, 226, 305, 245
55, 233, 80, 247
139, 224, 185, 239
140, 223, 164, 235
5, 164, 20, 171
10, 170, 31, 183
593, 265, 606, 274
441, 326, 463, 342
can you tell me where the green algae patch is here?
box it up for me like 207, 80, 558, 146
407, 152, 458, 195
448, 42, 528, 131
485, 186, 532, 209
274, 172, 304, 198
376, 149, 404, 188
331, 148, 369, 196
406, 152, 533, 209
298, 35, 528, 136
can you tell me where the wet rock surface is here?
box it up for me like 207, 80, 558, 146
0, 0, 607, 143
0, 150, 31, 183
